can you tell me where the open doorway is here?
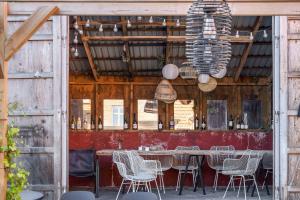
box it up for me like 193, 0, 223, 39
67, 15, 274, 199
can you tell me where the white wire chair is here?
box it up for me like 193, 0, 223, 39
261, 152, 273, 193
172, 146, 199, 191
222, 150, 262, 200
146, 145, 173, 194
127, 150, 161, 200
207, 145, 235, 191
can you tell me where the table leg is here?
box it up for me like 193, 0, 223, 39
193, 156, 206, 195
95, 159, 100, 198
178, 155, 191, 195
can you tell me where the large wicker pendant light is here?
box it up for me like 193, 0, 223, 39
154, 79, 177, 104
186, 0, 232, 77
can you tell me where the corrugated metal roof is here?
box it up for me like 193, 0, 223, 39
70, 16, 272, 77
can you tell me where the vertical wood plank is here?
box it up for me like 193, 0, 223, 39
0, 3, 8, 199
130, 83, 133, 129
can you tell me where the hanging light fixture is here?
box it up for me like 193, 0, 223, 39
155, 79, 177, 104
73, 33, 78, 44
211, 66, 227, 79
186, 0, 232, 80
99, 24, 103, 32
85, 19, 90, 28
249, 32, 254, 40
74, 48, 79, 57
179, 62, 198, 79
263, 30, 268, 38
144, 100, 158, 113
176, 19, 181, 27
149, 16, 154, 23
162, 18, 167, 26
127, 20, 132, 28
113, 24, 118, 32
162, 64, 179, 80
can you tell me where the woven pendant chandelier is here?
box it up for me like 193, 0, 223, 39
186, 0, 232, 77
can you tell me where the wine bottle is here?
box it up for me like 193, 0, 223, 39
158, 116, 163, 131
124, 117, 129, 130
133, 113, 138, 130
77, 117, 82, 130
194, 114, 199, 130
91, 118, 95, 130
71, 116, 76, 130
98, 115, 103, 130
236, 116, 241, 130
201, 116, 206, 130
228, 114, 234, 130
83, 116, 88, 130
169, 116, 175, 130
240, 115, 245, 129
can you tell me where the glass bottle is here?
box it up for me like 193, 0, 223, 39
236, 116, 241, 130
240, 115, 245, 129
77, 117, 82, 130
133, 113, 138, 130
71, 116, 76, 130
201, 116, 206, 130
228, 114, 234, 130
124, 117, 129, 130
98, 115, 103, 130
169, 116, 175, 130
194, 114, 199, 130
158, 116, 163, 131
91, 117, 95, 130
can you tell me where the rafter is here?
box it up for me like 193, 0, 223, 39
83, 35, 252, 43
120, 16, 133, 77
234, 16, 264, 82
77, 17, 98, 81
5, 6, 59, 61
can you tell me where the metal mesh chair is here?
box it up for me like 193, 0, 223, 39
172, 146, 199, 191
121, 192, 158, 200
222, 150, 262, 200
69, 149, 99, 197
61, 191, 95, 200
261, 152, 273, 195
207, 145, 235, 191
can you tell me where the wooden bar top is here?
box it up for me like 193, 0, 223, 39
96, 149, 272, 156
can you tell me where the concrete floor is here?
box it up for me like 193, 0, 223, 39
96, 187, 272, 200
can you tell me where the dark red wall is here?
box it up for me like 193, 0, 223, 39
69, 130, 272, 188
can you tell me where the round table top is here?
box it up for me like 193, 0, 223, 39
21, 190, 44, 200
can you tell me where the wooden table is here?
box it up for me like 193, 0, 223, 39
96, 149, 272, 195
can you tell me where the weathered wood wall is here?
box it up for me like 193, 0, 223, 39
69, 75, 272, 130
7, 16, 68, 199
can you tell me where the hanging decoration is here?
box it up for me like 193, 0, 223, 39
155, 79, 177, 104
179, 62, 197, 79
211, 66, 227, 79
198, 77, 217, 92
162, 64, 179, 80
186, 0, 232, 79
144, 100, 158, 113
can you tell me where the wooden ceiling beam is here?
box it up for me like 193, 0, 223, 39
234, 16, 264, 82
4, 6, 59, 61
77, 16, 98, 81
8, 1, 300, 16
83, 35, 252, 43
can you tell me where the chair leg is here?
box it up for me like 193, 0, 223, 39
242, 176, 247, 200
223, 175, 233, 199
237, 177, 242, 198
262, 170, 269, 189
127, 181, 132, 194
176, 171, 181, 191
214, 171, 219, 192
154, 180, 161, 200
116, 179, 125, 200
253, 175, 261, 200
161, 174, 166, 194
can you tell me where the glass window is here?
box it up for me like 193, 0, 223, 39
138, 100, 158, 130
207, 100, 227, 130
243, 100, 262, 129
70, 99, 92, 125
174, 100, 194, 130
103, 99, 124, 130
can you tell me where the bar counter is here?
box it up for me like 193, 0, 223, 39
69, 130, 272, 188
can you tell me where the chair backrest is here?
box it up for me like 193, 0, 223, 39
61, 191, 95, 200
69, 149, 95, 176
121, 192, 158, 200
207, 145, 235, 169
245, 157, 261, 174
173, 146, 200, 167
127, 150, 157, 175
113, 151, 134, 176
262, 152, 273, 169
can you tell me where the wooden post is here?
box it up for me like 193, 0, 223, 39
0, 3, 8, 199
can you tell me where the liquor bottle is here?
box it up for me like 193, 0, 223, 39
169, 116, 175, 130
158, 116, 163, 131
91, 118, 95, 130
77, 117, 82, 130
201, 116, 206, 130
83, 116, 88, 130
124, 117, 129, 130
236, 116, 241, 130
70, 116, 76, 130
98, 115, 103, 130
244, 113, 249, 129
228, 115, 234, 130
240, 115, 245, 129
133, 113, 138, 130
194, 114, 199, 130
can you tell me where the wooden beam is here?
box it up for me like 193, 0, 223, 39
8, 1, 300, 16
234, 16, 263, 81
120, 16, 133, 77
165, 17, 171, 64
4, 6, 59, 61
0, 2, 8, 199
78, 17, 98, 81
83, 35, 252, 43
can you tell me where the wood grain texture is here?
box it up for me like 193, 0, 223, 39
5, 6, 58, 61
